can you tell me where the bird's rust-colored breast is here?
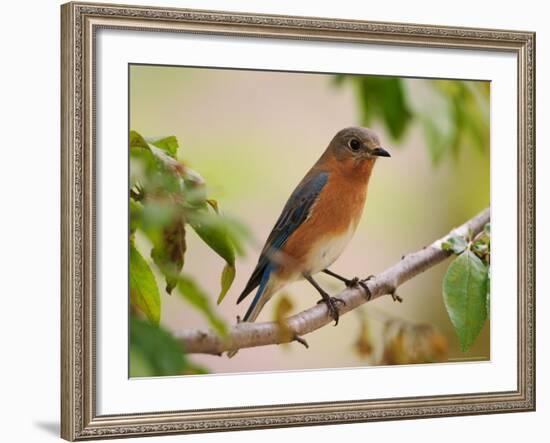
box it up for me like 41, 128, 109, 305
277, 156, 375, 279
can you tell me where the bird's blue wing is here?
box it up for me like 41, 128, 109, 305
237, 171, 329, 305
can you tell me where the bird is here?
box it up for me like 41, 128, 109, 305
229, 127, 390, 357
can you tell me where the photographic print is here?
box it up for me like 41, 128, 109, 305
128, 65, 490, 377
62, 3, 535, 439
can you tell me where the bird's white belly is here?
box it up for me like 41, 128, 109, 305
306, 224, 357, 275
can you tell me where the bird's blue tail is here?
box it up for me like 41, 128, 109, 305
227, 267, 273, 358
242, 265, 272, 322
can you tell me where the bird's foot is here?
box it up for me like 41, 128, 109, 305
292, 334, 309, 349
322, 269, 373, 301
346, 275, 374, 301
316, 295, 346, 326
305, 273, 346, 325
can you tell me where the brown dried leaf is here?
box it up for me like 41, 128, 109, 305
379, 320, 448, 365
151, 218, 186, 294
354, 316, 374, 358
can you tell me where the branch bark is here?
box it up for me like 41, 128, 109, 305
175, 208, 490, 355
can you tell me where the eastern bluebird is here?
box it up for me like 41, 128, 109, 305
230, 127, 390, 356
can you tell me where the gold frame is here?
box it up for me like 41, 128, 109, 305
61, 2, 536, 440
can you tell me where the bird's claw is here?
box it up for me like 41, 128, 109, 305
293, 334, 309, 349
346, 275, 374, 301
317, 296, 346, 325
345, 276, 360, 287
358, 281, 372, 301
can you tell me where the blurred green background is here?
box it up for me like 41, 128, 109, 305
129, 64, 490, 375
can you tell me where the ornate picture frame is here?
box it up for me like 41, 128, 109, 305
61, 2, 535, 440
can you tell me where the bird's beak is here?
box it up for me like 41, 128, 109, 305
371, 147, 391, 157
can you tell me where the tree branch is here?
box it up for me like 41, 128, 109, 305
174, 208, 490, 355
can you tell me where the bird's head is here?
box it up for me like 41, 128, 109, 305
328, 127, 391, 166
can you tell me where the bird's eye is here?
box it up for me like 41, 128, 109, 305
349, 138, 361, 151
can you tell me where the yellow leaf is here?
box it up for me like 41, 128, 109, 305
217, 263, 236, 305
354, 316, 374, 358
273, 294, 294, 345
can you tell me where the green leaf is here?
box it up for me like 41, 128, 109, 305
139, 201, 179, 233
334, 75, 413, 140
472, 242, 488, 255
441, 235, 468, 255
443, 250, 488, 352
131, 131, 179, 158
129, 346, 156, 377
130, 243, 161, 325
129, 199, 143, 234
129, 314, 186, 376
129, 130, 149, 150
355, 77, 413, 140
192, 212, 250, 256
472, 223, 490, 264
177, 275, 227, 336
189, 212, 237, 262
146, 135, 179, 158
422, 116, 454, 165
192, 218, 235, 266
217, 263, 236, 305
432, 80, 489, 160
188, 212, 241, 301
181, 179, 208, 208
130, 130, 185, 186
